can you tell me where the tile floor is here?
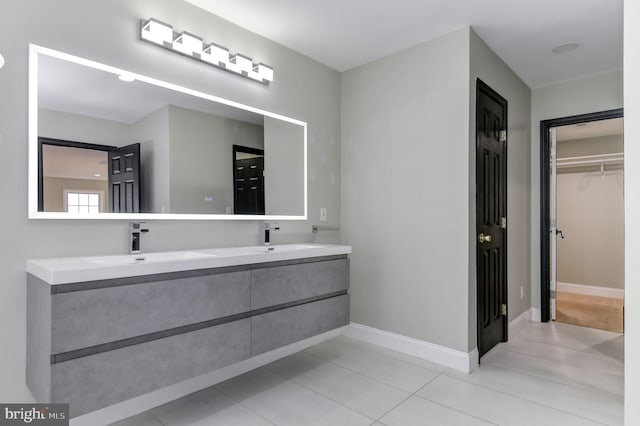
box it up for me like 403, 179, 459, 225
112, 322, 623, 425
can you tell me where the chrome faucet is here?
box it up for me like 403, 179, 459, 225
263, 222, 280, 246
129, 222, 149, 254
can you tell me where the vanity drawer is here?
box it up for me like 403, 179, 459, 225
51, 318, 250, 418
50, 270, 250, 354
251, 258, 349, 309
251, 294, 349, 355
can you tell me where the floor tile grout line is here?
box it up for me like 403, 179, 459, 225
262, 360, 411, 421
148, 390, 278, 426
369, 369, 445, 424
501, 343, 624, 370
509, 333, 624, 360
212, 380, 280, 426
404, 371, 499, 426
299, 348, 444, 393
513, 332, 623, 356
431, 373, 617, 424
487, 349, 625, 396
265, 358, 413, 395
148, 411, 166, 426
335, 336, 450, 374
471, 360, 625, 400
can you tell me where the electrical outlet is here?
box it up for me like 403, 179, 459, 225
520, 286, 524, 300
320, 207, 327, 222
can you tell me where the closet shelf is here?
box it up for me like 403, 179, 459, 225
556, 152, 623, 168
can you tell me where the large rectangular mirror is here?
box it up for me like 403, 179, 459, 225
28, 45, 307, 220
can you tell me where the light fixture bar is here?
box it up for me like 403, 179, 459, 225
139, 18, 273, 85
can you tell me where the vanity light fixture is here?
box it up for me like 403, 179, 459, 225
139, 18, 274, 85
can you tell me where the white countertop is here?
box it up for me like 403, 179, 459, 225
26, 244, 352, 285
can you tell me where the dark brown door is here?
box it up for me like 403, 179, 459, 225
109, 143, 140, 213
233, 145, 265, 215
476, 79, 508, 358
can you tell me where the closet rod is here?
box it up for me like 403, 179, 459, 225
557, 152, 623, 162
556, 152, 623, 167
558, 158, 623, 167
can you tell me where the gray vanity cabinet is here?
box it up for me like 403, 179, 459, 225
250, 258, 350, 354
251, 258, 349, 309
27, 255, 349, 418
50, 270, 251, 354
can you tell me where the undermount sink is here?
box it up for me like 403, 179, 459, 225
27, 243, 352, 285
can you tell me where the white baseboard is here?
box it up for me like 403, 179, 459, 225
531, 307, 541, 322
344, 323, 478, 373
70, 327, 345, 426
509, 308, 532, 336
558, 282, 625, 299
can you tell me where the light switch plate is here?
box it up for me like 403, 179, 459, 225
320, 207, 327, 222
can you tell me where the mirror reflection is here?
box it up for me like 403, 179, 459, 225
33, 47, 306, 219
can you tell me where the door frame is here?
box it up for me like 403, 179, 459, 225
38, 137, 114, 212
539, 108, 623, 322
476, 78, 509, 356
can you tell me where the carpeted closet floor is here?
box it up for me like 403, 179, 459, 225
556, 291, 624, 333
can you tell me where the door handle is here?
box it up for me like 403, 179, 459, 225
478, 233, 492, 244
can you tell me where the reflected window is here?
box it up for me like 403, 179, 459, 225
64, 190, 103, 214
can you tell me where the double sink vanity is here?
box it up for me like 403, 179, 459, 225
25, 43, 349, 420
26, 243, 351, 417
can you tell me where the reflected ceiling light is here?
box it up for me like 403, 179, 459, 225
118, 73, 135, 82
139, 18, 274, 85
552, 42, 579, 54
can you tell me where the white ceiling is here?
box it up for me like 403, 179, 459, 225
43, 144, 108, 180
184, 0, 623, 88
38, 54, 265, 125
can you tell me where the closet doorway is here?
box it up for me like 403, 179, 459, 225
541, 109, 624, 332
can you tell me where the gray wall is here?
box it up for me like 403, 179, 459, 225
168, 105, 263, 214
469, 30, 532, 344
341, 28, 472, 352
0, 0, 341, 401
341, 27, 531, 354
38, 108, 131, 146
530, 70, 623, 313
264, 116, 305, 215
130, 106, 171, 213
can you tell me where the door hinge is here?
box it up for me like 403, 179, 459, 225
501, 304, 507, 316
499, 130, 507, 142
501, 217, 507, 229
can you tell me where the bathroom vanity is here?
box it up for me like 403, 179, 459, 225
26, 244, 351, 417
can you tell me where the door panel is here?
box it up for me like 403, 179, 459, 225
108, 143, 140, 213
476, 79, 508, 358
234, 154, 265, 215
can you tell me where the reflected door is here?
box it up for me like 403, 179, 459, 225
109, 143, 140, 213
